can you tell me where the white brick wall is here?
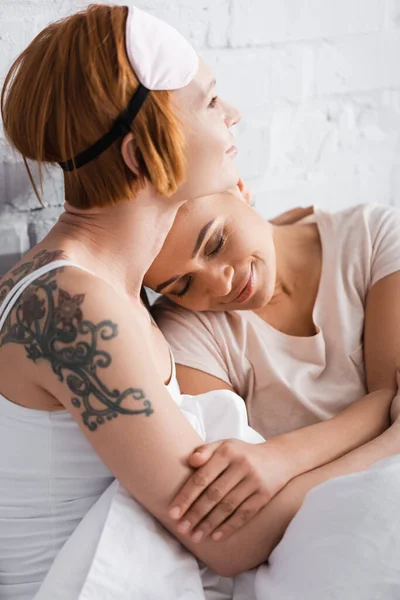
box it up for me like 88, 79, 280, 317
1, 0, 400, 273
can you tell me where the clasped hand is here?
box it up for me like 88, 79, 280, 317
169, 438, 293, 543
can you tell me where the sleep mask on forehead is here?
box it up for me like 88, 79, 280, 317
59, 5, 198, 172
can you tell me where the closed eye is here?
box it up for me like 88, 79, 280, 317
171, 230, 226, 298
208, 95, 218, 109
207, 233, 225, 256
176, 276, 192, 298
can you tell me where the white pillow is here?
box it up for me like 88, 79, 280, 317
255, 455, 400, 600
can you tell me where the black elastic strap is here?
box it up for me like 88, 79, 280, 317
59, 83, 150, 172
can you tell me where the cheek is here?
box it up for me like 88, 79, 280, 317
256, 240, 276, 293
229, 236, 253, 261
181, 118, 239, 197
192, 111, 228, 148
189, 131, 224, 164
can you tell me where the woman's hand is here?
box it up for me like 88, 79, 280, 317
169, 439, 294, 543
237, 177, 252, 205
270, 205, 314, 226
237, 178, 314, 225
237, 177, 314, 225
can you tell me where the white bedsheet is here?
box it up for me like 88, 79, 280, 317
34, 391, 400, 600
255, 454, 400, 599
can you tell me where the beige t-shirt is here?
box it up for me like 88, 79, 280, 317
153, 204, 400, 439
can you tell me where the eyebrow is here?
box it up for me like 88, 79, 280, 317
192, 219, 215, 257
155, 219, 216, 294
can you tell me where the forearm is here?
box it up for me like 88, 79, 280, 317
271, 387, 394, 479
217, 421, 400, 577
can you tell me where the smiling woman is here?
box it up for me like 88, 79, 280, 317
148, 185, 400, 544
2, 0, 399, 595
146, 185, 277, 311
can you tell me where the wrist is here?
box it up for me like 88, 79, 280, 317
263, 437, 299, 482
267, 424, 324, 479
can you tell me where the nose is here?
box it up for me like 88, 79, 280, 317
221, 99, 241, 128
206, 264, 234, 298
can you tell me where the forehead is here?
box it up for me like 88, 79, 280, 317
169, 195, 220, 241
145, 196, 222, 280
173, 57, 215, 104
166, 186, 246, 248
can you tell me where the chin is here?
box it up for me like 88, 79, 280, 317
249, 287, 271, 310
248, 298, 265, 311
205, 167, 240, 197
244, 295, 266, 311
224, 166, 240, 189
223, 291, 265, 312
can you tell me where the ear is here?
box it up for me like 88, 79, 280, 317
121, 132, 141, 176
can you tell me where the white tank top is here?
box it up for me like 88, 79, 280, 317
0, 261, 181, 599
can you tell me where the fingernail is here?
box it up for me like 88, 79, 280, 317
178, 520, 191, 534
169, 506, 181, 520
212, 531, 223, 541
191, 530, 204, 543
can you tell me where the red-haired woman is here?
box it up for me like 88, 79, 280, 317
0, 4, 252, 596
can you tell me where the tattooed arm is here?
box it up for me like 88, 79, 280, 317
3, 265, 399, 578
1, 264, 276, 574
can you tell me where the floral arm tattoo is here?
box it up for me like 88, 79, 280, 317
0, 258, 153, 431
0, 249, 65, 304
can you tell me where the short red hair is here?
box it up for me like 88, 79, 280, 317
1, 4, 186, 208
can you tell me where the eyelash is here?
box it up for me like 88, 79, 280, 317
177, 276, 192, 298
208, 95, 218, 108
207, 233, 225, 256
175, 233, 226, 298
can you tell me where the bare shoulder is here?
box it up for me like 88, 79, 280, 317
0, 251, 131, 346
0, 253, 152, 422
0, 248, 66, 311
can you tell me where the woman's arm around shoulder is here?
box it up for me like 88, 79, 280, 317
6, 265, 274, 576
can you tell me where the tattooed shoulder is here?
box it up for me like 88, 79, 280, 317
0, 265, 153, 431
0, 249, 66, 310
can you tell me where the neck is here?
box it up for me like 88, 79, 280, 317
269, 223, 320, 303
51, 188, 184, 298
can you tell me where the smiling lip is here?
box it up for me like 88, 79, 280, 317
226, 145, 238, 157
232, 264, 254, 304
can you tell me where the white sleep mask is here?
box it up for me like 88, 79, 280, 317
125, 6, 198, 91
59, 5, 198, 172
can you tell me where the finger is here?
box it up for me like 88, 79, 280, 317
190, 478, 257, 542
270, 206, 313, 226
189, 441, 223, 468
210, 492, 268, 542
270, 206, 309, 225
285, 206, 314, 221
169, 450, 230, 521
300, 205, 314, 219
237, 178, 252, 205
178, 466, 247, 537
